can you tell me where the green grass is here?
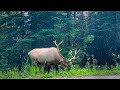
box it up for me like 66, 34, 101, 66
1, 64, 120, 79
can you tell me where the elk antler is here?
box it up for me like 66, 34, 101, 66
53, 40, 64, 50
69, 49, 80, 61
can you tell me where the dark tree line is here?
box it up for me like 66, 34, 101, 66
0, 11, 120, 69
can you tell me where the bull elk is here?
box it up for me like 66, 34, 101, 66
28, 40, 79, 73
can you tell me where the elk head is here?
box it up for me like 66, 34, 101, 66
60, 60, 70, 70
53, 40, 80, 70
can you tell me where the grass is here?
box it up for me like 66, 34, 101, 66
1, 64, 120, 79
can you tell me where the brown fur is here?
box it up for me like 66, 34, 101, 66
28, 47, 69, 73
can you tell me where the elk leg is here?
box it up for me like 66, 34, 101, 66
44, 64, 47, 73
47, 65, 51, 73
44, 63, 51, 73
55, 65, 59, 72
37, 62, 42, 67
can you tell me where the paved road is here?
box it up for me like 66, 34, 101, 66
43, 75, 120, 79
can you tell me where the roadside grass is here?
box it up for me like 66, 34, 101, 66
1, 64, 120, 79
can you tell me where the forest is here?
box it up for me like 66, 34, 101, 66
0, 11, 120, 78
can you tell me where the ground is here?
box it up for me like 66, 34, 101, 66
53, 75, 120, 79
24, 75, 120, 79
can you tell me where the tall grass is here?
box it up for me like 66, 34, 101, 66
0, 63, 120, 79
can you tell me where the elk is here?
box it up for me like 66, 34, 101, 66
28, 40, 79, 73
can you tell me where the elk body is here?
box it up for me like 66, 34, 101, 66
28, 40, 79, 73
28, 47, 69, 73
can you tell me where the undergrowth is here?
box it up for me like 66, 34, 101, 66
1, 64, 120, 79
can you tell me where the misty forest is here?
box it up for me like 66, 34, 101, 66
0, 11, 120, 79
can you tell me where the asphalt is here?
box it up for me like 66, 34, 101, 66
42, 75, 120, 79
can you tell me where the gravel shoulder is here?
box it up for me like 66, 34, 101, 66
40, 75, 120, 79
23, 75, 120, 79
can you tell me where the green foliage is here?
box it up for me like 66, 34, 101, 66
86, 11, 120, 66
83, 35, 94, 45
0, 64, 120, 79
0, 11, 120, 71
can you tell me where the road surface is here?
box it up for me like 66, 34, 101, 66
42, 75, 120, 79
